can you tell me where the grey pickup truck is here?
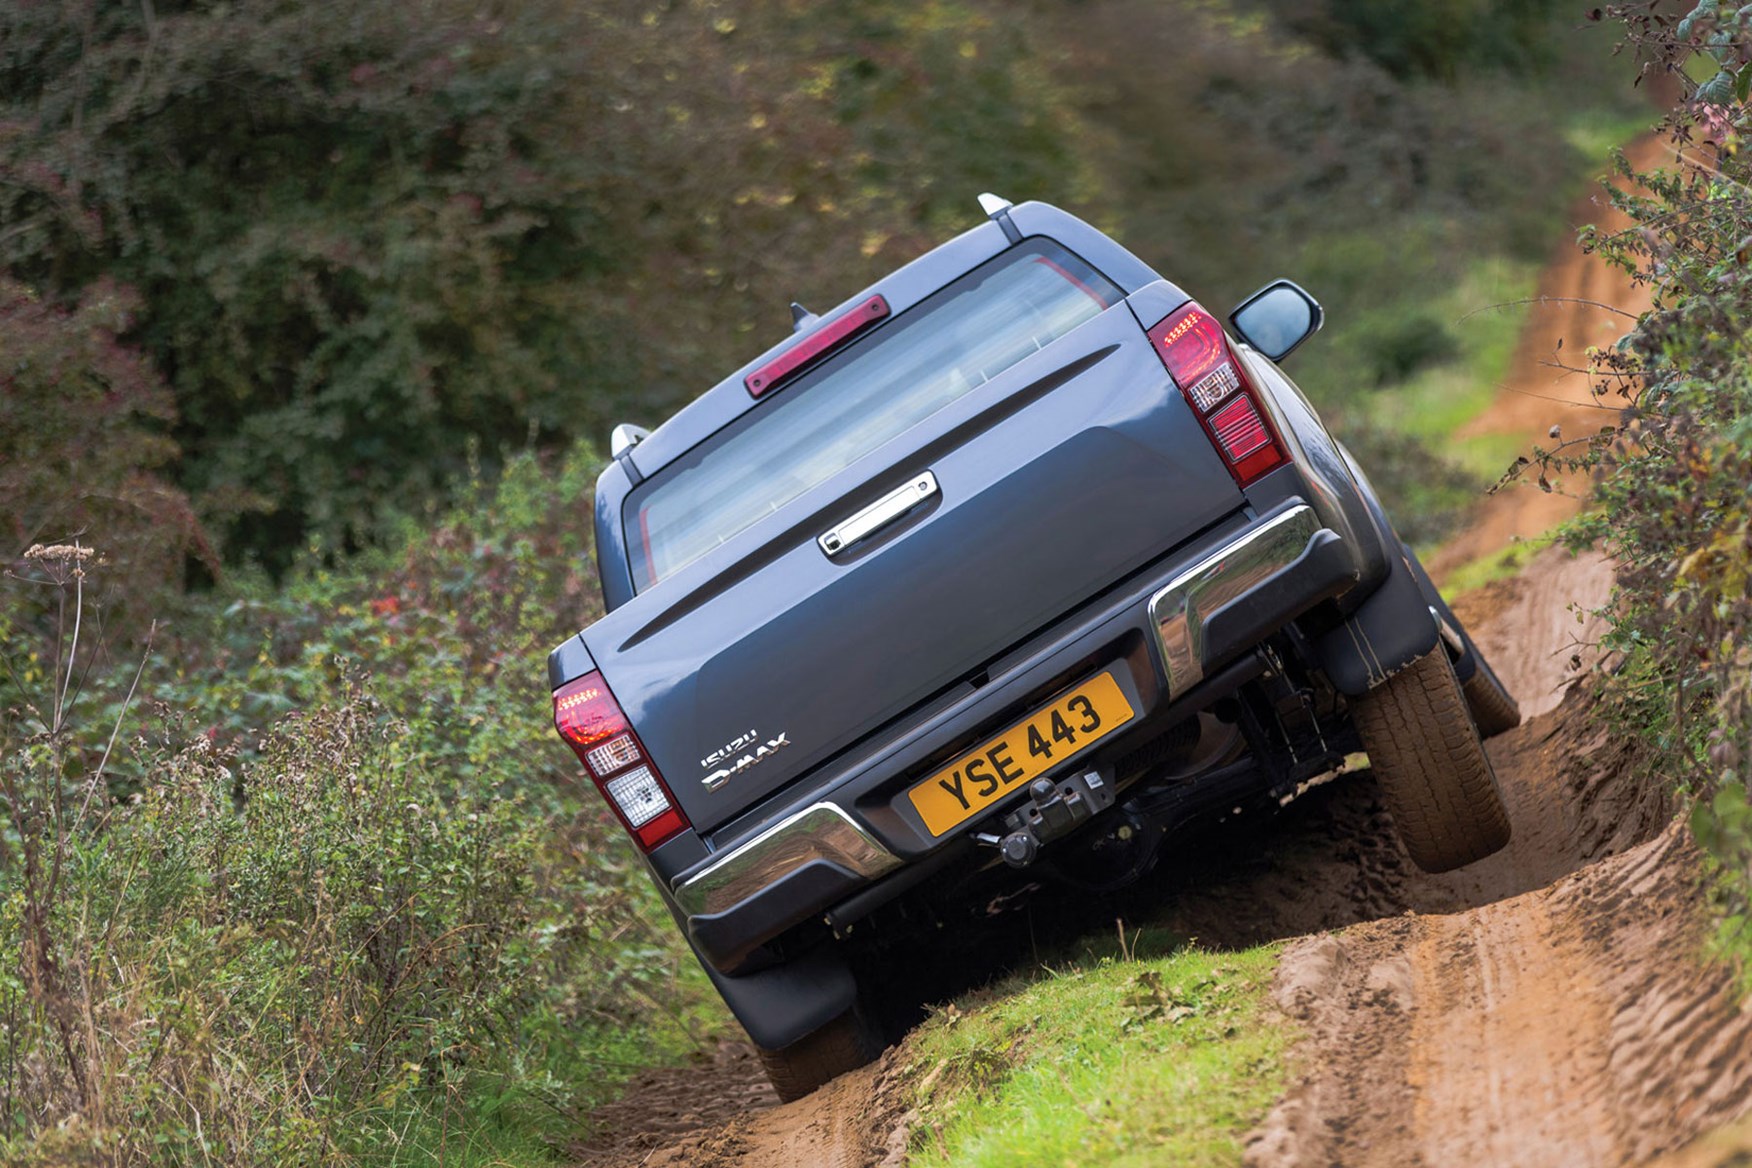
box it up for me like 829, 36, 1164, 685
549, 195, 1518, 1100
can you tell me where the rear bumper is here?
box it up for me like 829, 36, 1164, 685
1150, 504, 1348, 701
676, 803, 902, 918
672, 498, 1357, 972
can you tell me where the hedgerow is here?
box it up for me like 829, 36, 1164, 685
1556, 2, 1752, 967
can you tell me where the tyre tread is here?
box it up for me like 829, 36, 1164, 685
1463, 664, 1523, 738
1354, 648, 1512, 872
756, 1010, 881, 1102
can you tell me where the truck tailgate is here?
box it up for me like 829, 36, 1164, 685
581, 305, 1243, 834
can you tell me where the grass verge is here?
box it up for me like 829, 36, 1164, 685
1367, 256, 1541, 454
902, 931, 1287, 1168
1437, 532, 1564, 601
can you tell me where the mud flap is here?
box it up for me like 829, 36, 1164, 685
1398, 543, 1481, 685
696, 943, 859, 1052
1314, 547, 1440, 696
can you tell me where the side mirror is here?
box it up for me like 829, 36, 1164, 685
1229, 280, 1324, 363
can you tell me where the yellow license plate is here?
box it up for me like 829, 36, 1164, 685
908, 671, 1136, 837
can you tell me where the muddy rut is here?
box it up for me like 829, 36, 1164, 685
575, 134, 1752, 1167
1244, 587, 1752, 1166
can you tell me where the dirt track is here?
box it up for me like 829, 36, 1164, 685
1244, 574, 1752, 1166
575, 133, 1752, 1168
1236, 130, 1752, 1168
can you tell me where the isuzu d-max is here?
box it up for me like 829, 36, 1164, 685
549, 195, 1518, 1099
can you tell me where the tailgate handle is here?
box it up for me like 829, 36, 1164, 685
818, 472, 938, 557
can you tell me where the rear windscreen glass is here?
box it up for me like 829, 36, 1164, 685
627, 240, 1121, 592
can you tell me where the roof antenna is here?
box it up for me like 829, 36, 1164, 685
790, 302, 819, 333
978, 192, 1022, 244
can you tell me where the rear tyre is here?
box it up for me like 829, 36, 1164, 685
1353, 647, 1512, 873
1461, 654, 1522, 739
755, 1008, 883, 1102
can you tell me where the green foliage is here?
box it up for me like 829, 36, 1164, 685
0, 0, 624, 572
1357, 312, 1461, 386
1, 691, 544, 1161
0, 448, 722, 1165
1045, 1, 1638, 530
1262, 0, 1574, 80
1559, 3, 1752, 977
0, 279, 207, 615
0, 0, 1108, 572
1, 0, 1642, 574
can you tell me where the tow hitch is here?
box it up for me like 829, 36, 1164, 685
973, 769, 1116, 869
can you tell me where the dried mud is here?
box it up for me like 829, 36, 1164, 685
574, 1043, 912, 1168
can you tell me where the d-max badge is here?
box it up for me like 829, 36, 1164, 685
701, 732, 791, 791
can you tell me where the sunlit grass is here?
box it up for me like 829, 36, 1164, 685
1368, 256, 1541, 446
1563, 107, 1658, 167
1438, 530, 1568, 601
356, 985, 732, 1168
903, 934, 1287, 1168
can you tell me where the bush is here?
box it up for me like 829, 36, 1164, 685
1, 682, 543, 1161
0, 280, 208, 616
0, 0, 618, 573
1, 0, 1633, 571
1553, 2, 1752, 967
1357, 312, 1462, 385
1260, 0, 1572, 80
0, 0, 1108, 573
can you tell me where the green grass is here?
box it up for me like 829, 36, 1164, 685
903, 932, 1288, 1168
352, 1005, 730, 1168
1562, 107, 1657, 167
1438, 532, 1562, 601
1367, 256, 1540, 451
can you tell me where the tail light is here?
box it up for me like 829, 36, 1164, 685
1147, 302, 1289, 485
553, 671, 689, 851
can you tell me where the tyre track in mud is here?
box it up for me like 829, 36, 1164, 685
1248, 777, 1752, 1168
573, 1040, 912, 1168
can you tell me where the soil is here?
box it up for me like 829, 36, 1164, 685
573, 131, 1752, 1167
574, 1044, 912, 1168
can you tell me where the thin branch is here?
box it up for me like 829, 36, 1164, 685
1456, 295, 1643, 324
55, 542, 86, 736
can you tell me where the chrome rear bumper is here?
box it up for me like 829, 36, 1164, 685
674, 802, 902, 918
1149, 504, 1325, 701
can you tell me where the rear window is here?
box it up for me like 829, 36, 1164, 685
627, 240, 1121, 592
